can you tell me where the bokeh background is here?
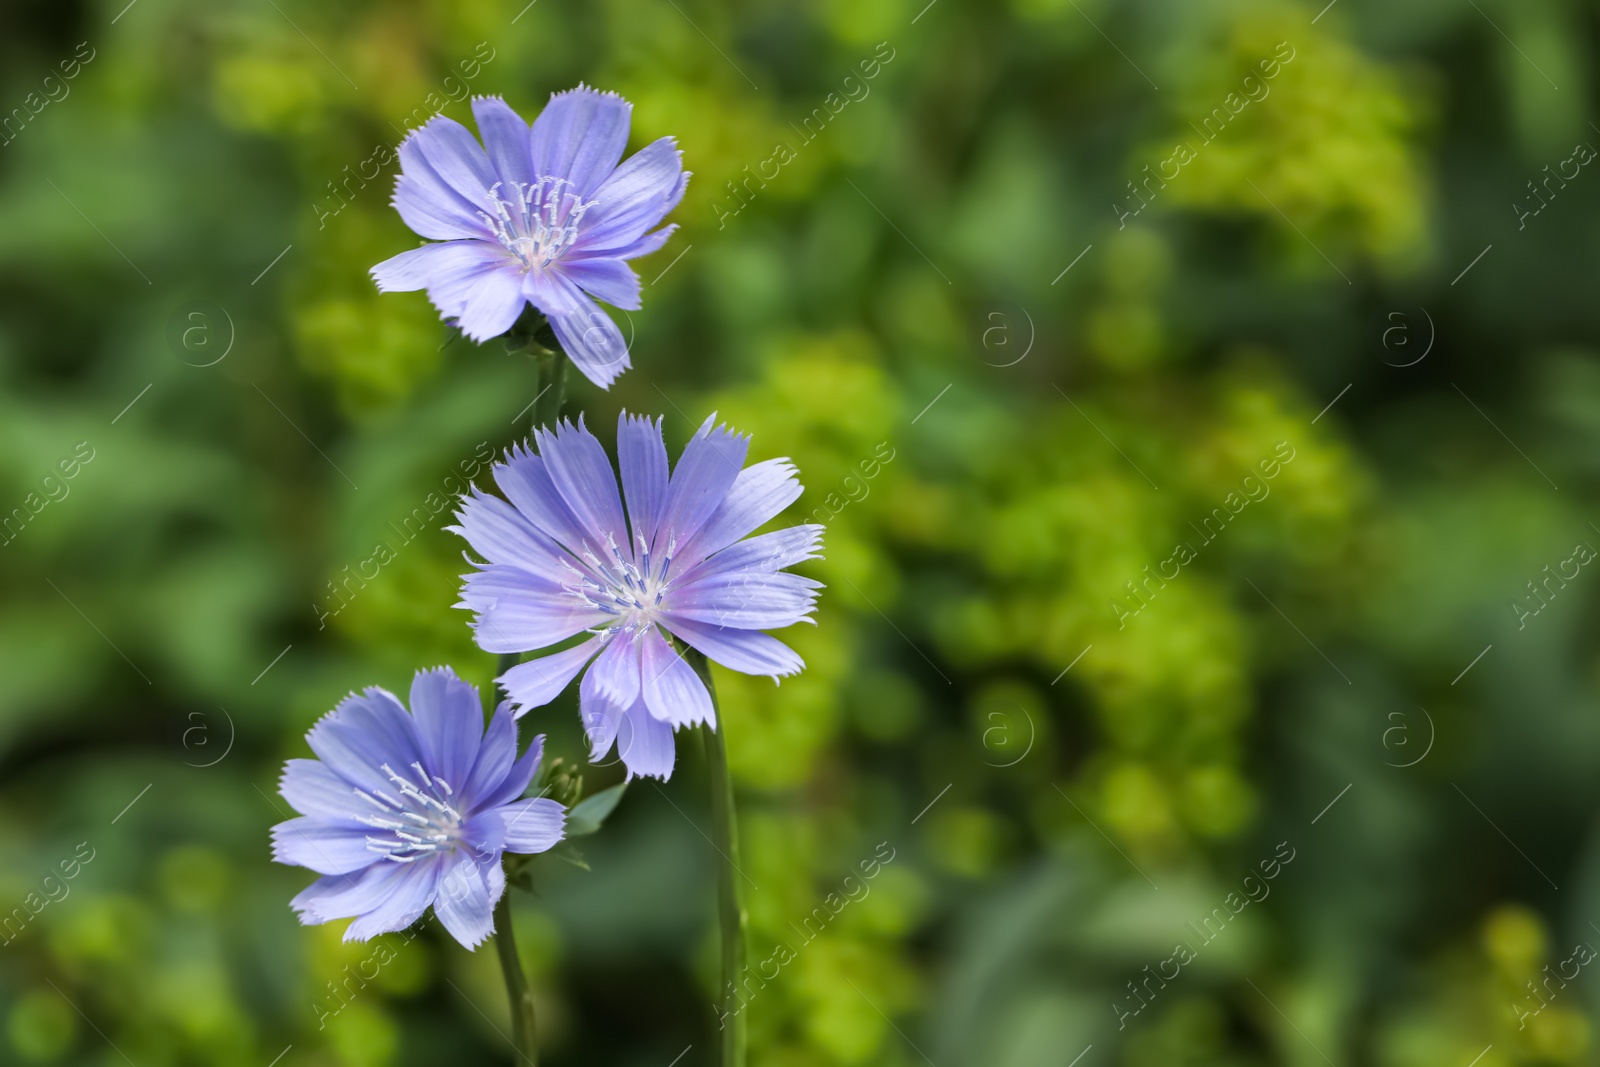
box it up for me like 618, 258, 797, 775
3, 0, 1600, 1063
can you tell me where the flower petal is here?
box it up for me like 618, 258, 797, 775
392, 172, 491, 241
665, 571, 822, 631
371, 241, 506, 294
560, 257, 641, 310
658, 416, 750, 552
449, 486, 571, 574
494, 797, 566, 853
578, 666, 624, 761
458, 701, 518, 807
661, 618, 806, 678
616, 696, 678, 780
474, 725, 544, 810
471, 95, 535, 189
454, 263, 528, 342
408, 667, 483, 788
576, 137, 688, 253
530, 85, 632, 197
271, 817, 378, 875
587, 629, 642, 708
534, 416, 629, 553
493, 441, 599, 553
280, 757, 362, 820
617, 412, 669, 550
568, 223, 676, 263
534, 277, 631, 389
678, 458, 804, 564
638, 627, 715, 728
290, 856, 440, 935
677, 525, 824, 587
306, 688, 427, 801
459, 565, 608, 653
403, 115, 497, 211
433, 851, 502, 949
499, 636, 605, 713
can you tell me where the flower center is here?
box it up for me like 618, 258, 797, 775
478, 177, 597, 272
355, 762, 466, 863
564, 531, 678, 638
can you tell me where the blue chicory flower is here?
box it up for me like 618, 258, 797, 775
450, 413, 824, 780
370, 86, 688, 389
271, 667, 565, 949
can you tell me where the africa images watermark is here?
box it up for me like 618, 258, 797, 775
1113, 40, 1298, 229
1, 40, 97, 148
1113, 840, 1297, 1030
1, 841, 97, 946
711, 40, 897, 230
1, 441, 98, 548
1110, 440, 1297, 629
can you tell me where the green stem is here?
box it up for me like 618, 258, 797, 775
504, 311, 568, 435
690, 649, 747, 1067
493, 892, 538, 1066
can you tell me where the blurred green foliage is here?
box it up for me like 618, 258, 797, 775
4, 0, 1600, 1064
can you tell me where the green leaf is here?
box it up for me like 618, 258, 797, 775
564, 782, 628, 837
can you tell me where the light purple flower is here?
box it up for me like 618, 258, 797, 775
271, 667, 565, 949
370, 86, 689, 389
450, 413, 824, 780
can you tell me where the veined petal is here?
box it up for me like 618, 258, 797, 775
449, 487, 570, 574
665, 571, 821, 631
460, 566, 608, 653
475, 727, 544, 810
661, 617, 806, 678
676, 525, 824, 587
616, 696, 678, 780
493, 441, 598, 554
403, 115, 497, 210
433, 852, 502, 949
306, 688, 427, 800
499, 636, 605, 713
454, 264, 528, 342
578, 664, 624, 762
534, 416, 629, 554
617, 412, 669, 549
471, 95, 535, 189
678, 458, 804, 564
290, 856, 440, 932
561, 257, 641, 310
371, 241, 507, 294
271, 818, 378, 875
392, 173, 492, 241
568, 223, 676, 263
535, 276, 631, 389
638, 626, 714, 728
530, 85, 632, 197
587, 629, 642, 708
408, 668, 483, 788
458, 702, 516, 808
280, 758, 363, 820
658, 415, 750, 552
494, 797, 566, 853
577, 137, 688, 252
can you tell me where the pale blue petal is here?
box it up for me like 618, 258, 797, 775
677, 525, 824, 586
677, 459, 803, 564
568, 223, 676, 263
661, 618, 805, 678
658, 416, 750, 550
460, 565, 608, 652
587, 628, 642, 709
290, 856, 439, 930
499, 636, 604, 713
404, 115, 497, 209
579, 665, 623, 761
492, 442, 599, 554
306, 688, 426, 800
371, 241, 505, 294
665, 571, 822, 631
638, 626, 714, 728
561, 257, 641, 310
392, 173, 489, 240
575, 137, 688, 252
408, 668, 483, 788
449, 487, 571, 574
534, 416, 629, 552
458, 702, 517, 807
343, 859, 444, 942
616, 696, 678, 780
279, 757, 361, 820
433, 852, 501, 949
453, 263, 527, 342
494, 798, 566, 853
471, 95, 535, 189
536, 276, 631, 389
529, 85, 632, 197
475, 727, 544, 810
617, 412, 669, 550
271, 817, 377, 875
